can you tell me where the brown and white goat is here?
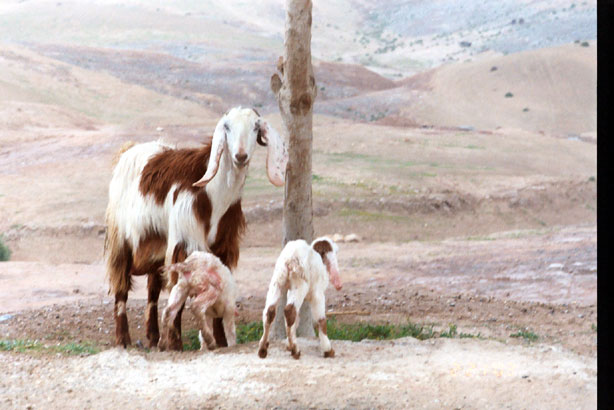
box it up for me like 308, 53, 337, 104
158, 251, 237, 351
258, 237, 342, 359
105, 107, 287, 350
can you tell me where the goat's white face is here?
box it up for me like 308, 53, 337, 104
223, 108, 261, 169
193, 107, 288, 187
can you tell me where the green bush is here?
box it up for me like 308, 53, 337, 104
0, 235, 10, 261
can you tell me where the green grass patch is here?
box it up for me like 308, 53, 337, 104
237, 321, 264, 344
182, 322, 265, 351
182, 329, 202, 351
466, 235, 496, 241
312, 173, 324, 182
181, 320, 492, 350
0, 339, 43, 353
510, 328, 539, 342
0, 234, 10, 261
0, 339, 99, 355
322, 317, 435, 341
591, 323, 597, 333
439, 324, 457, 338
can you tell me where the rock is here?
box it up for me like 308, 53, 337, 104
547, 263, 564, 269
344, 233, 361, 243
0, 314, 14, 322
332, 233, 344, 242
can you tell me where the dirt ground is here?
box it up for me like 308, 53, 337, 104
0, 223, 597, 409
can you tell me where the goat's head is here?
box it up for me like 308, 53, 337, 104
312, 237, 342, 291
193, 107, 288, 188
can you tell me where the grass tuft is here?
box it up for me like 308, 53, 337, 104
182, 322, 266, 351
0, 339, 99, 355
0, 235, 11, 261
510, 328, 539, 342
182, 329, 202, 351
237, 321, 264, 344
440, 324, 457, 338
322, 317, 435, 341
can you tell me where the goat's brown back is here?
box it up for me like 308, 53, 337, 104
139, 141, 213, 205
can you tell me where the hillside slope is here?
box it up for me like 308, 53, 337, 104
402, 41, 596, 134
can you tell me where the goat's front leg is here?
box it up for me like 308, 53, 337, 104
258, 284, 282, 358
285, 283, 308, 360
311, 293, 334, 358
222, 309, 237, 347
165, 241, 188, 351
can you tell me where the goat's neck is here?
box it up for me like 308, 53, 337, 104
204, 150, 247, 245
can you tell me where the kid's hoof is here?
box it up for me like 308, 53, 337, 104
324, 349, 335, 358
291, 349, 301, 360
258, 347, 268, 358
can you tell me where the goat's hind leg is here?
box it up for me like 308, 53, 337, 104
285, 283, 308, 360
190, 288, 220, 351
158, 282, 188, 351
114, 290, 131, 348
145, 268, 164, 348
258, 285, 282, 358
312, 293, 335, 358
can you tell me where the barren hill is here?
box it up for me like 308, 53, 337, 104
398, 41, 597, 135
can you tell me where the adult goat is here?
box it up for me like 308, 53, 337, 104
105, 107, 287, 349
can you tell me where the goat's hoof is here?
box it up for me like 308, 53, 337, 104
258, 347, 268, 358
291, 349, 301, 360
206, 344, 217, 351
324, 349, 335, 358
169, 340, 184, 352
147, 335, 160, 349
115, 336, 131, 349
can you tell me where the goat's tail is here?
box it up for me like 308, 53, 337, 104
111, 141, 137, 167
104, 209, 133, 296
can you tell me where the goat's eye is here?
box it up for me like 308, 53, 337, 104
223, 123, 230, 132
256, 127, 267, 147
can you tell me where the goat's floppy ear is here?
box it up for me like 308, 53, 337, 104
312, 238, 342, 291
193, 118, 227, 187
258, 120, 288, 187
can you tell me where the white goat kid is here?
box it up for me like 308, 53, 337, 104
158, 251, 237, 351
258, 237, 342, 359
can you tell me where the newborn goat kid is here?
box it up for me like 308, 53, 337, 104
158, 251, 237, 351
258, 237, 342, 359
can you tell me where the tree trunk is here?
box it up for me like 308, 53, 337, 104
270, 0, 318, 339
